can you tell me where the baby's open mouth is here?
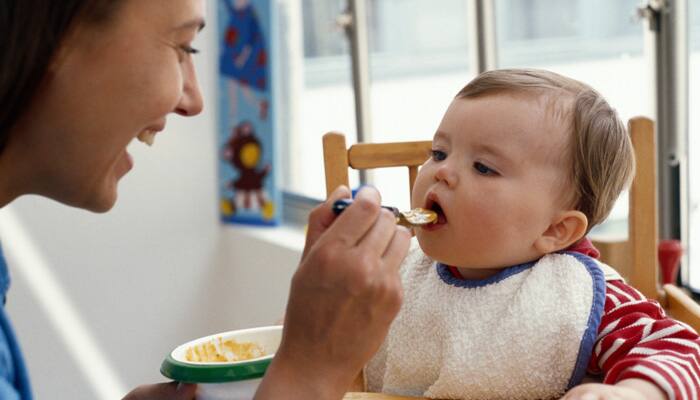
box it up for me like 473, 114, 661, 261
426, 198, 447, 224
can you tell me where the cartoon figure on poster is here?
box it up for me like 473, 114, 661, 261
218, 0, 278, 225
221, 0, 268, 120
221, 121, 273, 219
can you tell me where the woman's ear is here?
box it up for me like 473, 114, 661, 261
48, 21, 91, 75
534, 211, 588, 254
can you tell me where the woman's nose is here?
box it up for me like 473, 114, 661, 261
175, 61, 204, 117
434, 162, 458, 187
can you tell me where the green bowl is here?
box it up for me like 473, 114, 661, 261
161, 325, 282, 383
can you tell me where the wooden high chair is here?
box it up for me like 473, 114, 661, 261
590, 117, 700, 331
323, 116, 700, 400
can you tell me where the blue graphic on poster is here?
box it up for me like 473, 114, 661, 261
218, 0, 279, 225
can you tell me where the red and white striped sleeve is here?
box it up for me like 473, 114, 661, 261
587, 279, 700, 399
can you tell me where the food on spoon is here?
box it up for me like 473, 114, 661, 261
401, 207, 437, 225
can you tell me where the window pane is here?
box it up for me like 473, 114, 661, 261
291, 0, 474, 207
289, 0, 358, 200
368, 0, 475, 210
495, 0, 651, 237
688, 3, 700, 290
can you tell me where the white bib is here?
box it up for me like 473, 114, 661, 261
366, 241, 608, 399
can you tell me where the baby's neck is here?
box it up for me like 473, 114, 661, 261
451, 266, 505, 280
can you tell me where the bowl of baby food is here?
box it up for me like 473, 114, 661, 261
161, 325, 282, 400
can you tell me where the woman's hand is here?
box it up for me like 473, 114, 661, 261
256, 186, 411, 400
122, 382, 196, 400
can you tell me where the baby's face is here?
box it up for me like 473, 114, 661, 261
412, 93, 572, 276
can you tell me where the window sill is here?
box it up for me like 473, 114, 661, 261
220, 223, 306, 254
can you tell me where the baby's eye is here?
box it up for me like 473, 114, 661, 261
473, 162, 496, 175
431, 150, 447, 161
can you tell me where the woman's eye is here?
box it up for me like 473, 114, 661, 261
473, 162, 496, 175
431, 150, 447, 161
184, 46, 200, 54
179, 45, 200, 57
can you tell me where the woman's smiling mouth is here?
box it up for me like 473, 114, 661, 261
136, 124, 165, 146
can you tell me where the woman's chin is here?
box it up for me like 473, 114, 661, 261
85, 157, 129, 212
88, 197, 117, 213
72, 191, 117, 213
91, 184, 120, 212
73, 180, 119, 213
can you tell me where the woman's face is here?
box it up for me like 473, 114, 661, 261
4, 0, 205, 212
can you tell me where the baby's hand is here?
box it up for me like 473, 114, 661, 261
561, 380, 665, 400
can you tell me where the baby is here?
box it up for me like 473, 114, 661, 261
365, 69, 700, 400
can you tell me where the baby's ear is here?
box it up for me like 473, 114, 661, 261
534, 211, 588, 254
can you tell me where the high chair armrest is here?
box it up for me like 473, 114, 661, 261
663, 284, 700, 332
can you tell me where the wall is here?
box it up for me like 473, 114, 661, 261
0, 2, 304, 398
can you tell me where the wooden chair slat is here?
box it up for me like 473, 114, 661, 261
664, 284, 700, 332
628, 117, 659, 300
348, 141, 431, 169
591, 238, 629, 278
323, 132, 351, 197
408, 166, 419, 196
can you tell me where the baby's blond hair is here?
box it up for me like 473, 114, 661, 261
456, 69, 635, 231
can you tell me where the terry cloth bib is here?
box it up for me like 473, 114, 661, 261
365, 241, 607, 400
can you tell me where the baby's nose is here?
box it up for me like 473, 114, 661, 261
434, 163, 458, 187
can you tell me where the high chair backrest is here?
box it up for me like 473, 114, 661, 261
322, 116, 700, 333
590, 117, 658, 299
591, 117, 700, 331
322, 133, 432, 199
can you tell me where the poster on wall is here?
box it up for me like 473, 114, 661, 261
217, 0, 279, 226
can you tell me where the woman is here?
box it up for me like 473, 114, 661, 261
0, 1, 410, 399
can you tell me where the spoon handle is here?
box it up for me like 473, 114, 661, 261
331, 199, 400, 218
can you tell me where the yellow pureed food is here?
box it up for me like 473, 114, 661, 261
185, 337, 265, 363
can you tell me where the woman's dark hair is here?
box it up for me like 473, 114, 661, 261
0, 1, 121, 149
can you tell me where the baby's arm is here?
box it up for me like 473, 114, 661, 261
561, 379, 665, 399
575, 279, 700, 399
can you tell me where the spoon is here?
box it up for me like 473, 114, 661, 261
332, 199, 437, 228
